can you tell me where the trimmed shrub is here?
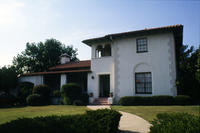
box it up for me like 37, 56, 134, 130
51, 90, 61, 97
0, 92, 16, 107
26, 94, 43, 106
73, 100, 84, 106
86, 109, 122, 133
17, 82, 34, 104
151, 95, 174, 105
174, 95, 192, 105
33, 84, 50, 104
118, 95, 174, 106
150, 113, 200, 133
0, 109, 122, 133
61, 83, 88, 105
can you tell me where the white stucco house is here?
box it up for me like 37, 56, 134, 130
19, 25, 183, 104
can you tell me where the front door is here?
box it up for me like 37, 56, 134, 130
99, 75, 110, 97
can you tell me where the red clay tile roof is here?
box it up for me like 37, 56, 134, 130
20, 60, 91, 76
21, 69, 91, 76
49, 60, 91, 71
82, 24, 183, 46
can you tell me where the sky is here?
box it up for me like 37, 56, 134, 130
0, 0, 200, 66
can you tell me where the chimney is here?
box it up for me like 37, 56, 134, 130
60, 53, 70, 64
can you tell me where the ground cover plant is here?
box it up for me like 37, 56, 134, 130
150, 113, 200, 133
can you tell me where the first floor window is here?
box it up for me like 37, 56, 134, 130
135, 72, 152, 94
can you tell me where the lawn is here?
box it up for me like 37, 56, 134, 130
112, 106, 200, 121
0, 105, 88, 124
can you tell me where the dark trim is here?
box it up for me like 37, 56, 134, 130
136, 38, 148, 53
135, 72, 152, 94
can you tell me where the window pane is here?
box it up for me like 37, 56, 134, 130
135, 72, 152, 94
137, 38, 148, 52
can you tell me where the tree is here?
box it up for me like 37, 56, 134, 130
177, 44, 200, 103
13, 38, 79, 73
0, 66, 18, 93
196, 46, 200, 82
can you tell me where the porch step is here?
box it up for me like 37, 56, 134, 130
93, 98, 110, 105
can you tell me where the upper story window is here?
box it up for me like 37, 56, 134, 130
96, 44, 111, 58
136, 38, 148, 53
96, 45, 103, 58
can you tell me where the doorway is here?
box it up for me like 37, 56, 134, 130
99, 75, 110, 97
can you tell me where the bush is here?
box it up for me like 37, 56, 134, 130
150, 113, 200, 133
33, 84, 50, 104
73, 100, 84, 106
0, 109, 122, 133
86, 109, 122, 133
51, 90, 61, 97
17, 82, 34, 104
26, 94, 43, 106
61, 83, 88, 105
174, 95, 192, 105
151, 95, 174, 105
0, 92, 16, 107
118, 95, 174, 106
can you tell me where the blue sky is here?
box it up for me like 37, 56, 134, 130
0, 0, 200, 66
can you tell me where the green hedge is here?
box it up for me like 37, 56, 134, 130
0, 109, 121, 133
61, 83, 88, 105
17, 81, 34, 104
174, 95, 192, 105
26, 94, 43, 106
0, 92, 16, 107
32, 84, 51, 104
150, 113, 200, 133
118, 95, 192, 106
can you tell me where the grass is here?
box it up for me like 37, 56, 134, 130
0, 105, 88, 124
112, 106, 200, 121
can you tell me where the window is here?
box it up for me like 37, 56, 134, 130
136, 38, 148, 53
104, 44, 111, 56
96, 45, 103, 58
96, 44, 111, 58
135, 72, 152, 94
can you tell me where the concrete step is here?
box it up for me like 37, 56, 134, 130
93, 98, 110, 105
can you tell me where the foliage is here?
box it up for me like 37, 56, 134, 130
61, 83, 88, 105
17, 82, 34, 104
0, 109, 121, 133
0, 92, 16, 107
26, 94, 43, 106
13, 38, 79, 74
73, 100, 84, 106
118, 96, 174, 106
174, 95, 192, 105
196, 46, 200, 82
150, 113, 200, 133
86, 109, 122, 133
51, 90, 61, 97
32, 84, 50, 104
118, 95, 192, 106
177, 45, 200, 103
0, 66, 18, 93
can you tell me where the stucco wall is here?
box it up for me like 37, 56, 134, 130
87, 56, 115, 99
19, 75, 43, 86
114, 33, 177, 101
88, 32, 177, 102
